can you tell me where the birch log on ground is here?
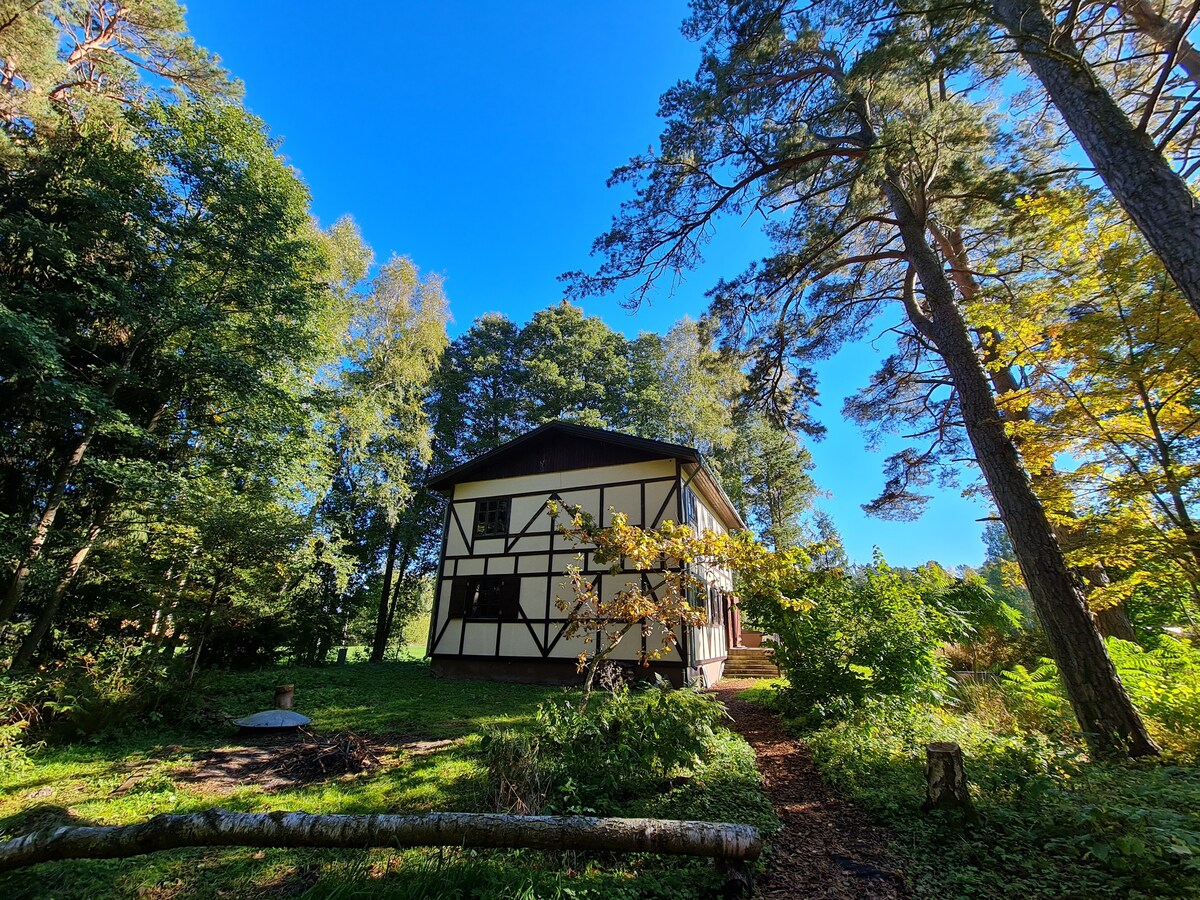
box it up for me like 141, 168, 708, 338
0, 809, 763, 874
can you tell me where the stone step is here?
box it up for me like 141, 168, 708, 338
722, 658, 781, 678
725, 662, 780, 669
724, 645, 780, 678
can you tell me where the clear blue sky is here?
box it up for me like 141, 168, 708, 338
186, 1, 990, 568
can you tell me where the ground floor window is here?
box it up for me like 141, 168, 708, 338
448, 575, 521, 620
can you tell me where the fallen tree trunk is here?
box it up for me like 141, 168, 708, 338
0, 809, 763, 875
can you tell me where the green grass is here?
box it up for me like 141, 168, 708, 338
733, 678, 786, 707
762, 693, 1200, 899
0, 656, 774, 899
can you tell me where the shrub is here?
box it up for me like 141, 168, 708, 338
998, 660, 1077, 738
482, 681, 726, 814
994, 639, 1200, 751
1105, 637, 1200, 752
0, 721, 36, 769
0, 636, 204, 741
751, 556, 954, 723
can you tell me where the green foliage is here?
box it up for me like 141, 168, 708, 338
0, 722, 34, 770
0, 637, 203, 740
1, 95, 363, 669
1107, 638, 1200, 750
998, 660, 1077, 738
719, 410, 817, 550
1002, 639, 1200, 752
0, 0, 238, 140
623, 729, 779, 833
797, 698, 1200, 898
517, 300, 630, 429
482, 683, 727, 814
749, 553, 1005, 722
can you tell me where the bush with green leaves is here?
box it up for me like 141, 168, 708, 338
1105, 637, 1200, 751
482, 681, 726, 814
998, 659, 1078, 738
988, 638, 1200, 752
0, 636, 205, 741
746, 553, 1013, 723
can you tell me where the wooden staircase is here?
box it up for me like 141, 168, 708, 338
721, 646, 780, 679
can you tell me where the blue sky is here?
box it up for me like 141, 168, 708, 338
186, 1, 990, 567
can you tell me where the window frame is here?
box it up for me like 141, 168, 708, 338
682, 485, 698, 526
473, 497, 511, 538
447, 574, 521, 621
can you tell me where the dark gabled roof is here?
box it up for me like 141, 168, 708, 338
426, 420, 746, 530
427, 421, 699, 491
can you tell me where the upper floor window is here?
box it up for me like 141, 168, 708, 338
682, 485, 698, 526
474, 498, 510, 537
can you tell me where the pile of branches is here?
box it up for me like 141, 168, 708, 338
270, 730, 382, 782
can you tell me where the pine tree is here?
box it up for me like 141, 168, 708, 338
570, 0, 1158, 755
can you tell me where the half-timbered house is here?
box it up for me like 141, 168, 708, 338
425, 421, 746, 686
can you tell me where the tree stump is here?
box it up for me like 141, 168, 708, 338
274, 684, 295, 710
718, 859, 753, 899
922, 742, 978, 823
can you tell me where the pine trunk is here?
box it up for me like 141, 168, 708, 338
992, 0, 1200, 321
0, 809, 763, 874
1095, 604, 1137, 642
885, 181, 1159, 757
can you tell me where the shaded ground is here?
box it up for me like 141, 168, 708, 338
149, 732, 455, 796
713, 679, 906, 900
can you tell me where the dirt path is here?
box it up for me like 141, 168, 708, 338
713, 680, 906, 899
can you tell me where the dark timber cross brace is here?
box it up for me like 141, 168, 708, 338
0, 810, 763, 895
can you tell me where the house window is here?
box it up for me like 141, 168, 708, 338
448, 575, 521, 620
473, 498, 510, 537
682, 486, 698, 526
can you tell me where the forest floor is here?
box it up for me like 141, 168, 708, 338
713, 679, 906, 899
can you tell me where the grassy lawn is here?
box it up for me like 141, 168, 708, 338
0, 657, 775, 899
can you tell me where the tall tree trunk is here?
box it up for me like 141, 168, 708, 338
370, 524, 401, 662
992, 0, 1200, 321
931, 225, 1133, 636
1095, 603, 1138, 641
188, 579, 222, 685
384, 546, 412, 642
0, 425, 97, 628
885, 179, 1159, 757
10, 497, 114, 670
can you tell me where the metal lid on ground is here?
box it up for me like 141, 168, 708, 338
232, 709, 312, 729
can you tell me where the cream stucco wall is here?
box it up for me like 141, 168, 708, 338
429, 456, 736, 681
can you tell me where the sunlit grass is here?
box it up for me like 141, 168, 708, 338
1, 655, 772, 898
